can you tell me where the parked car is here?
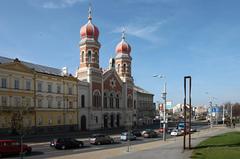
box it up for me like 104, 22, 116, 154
90, 134, 114, 145
142, 129, 158, 138
131, 129, 142, 137
170, 129, 183, 136
178, 122, 190, 133
50, 138, 84, 150
0, 140, 32, 157
190, 128, 197, 132
120, 132, 137, 141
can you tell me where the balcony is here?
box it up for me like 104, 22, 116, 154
0, 106, 35, 112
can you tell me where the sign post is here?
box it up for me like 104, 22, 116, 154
183, 76, 192, 150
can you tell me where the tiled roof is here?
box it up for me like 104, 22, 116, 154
134, 85, 153, 95
0, 56, 63, 76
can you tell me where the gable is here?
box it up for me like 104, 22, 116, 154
0, 61, 34, 74
103, 69, 122, 92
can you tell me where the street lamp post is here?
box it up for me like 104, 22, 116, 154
205, 92, 216, 128
156, 101, 161, 135
230, 104, 233, 128
153, 75, 167, 141
161, 82, 167, 141
209, 101, 213, 128
222, 105, 225, 125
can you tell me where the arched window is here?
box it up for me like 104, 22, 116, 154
81, 95, 85, 108
116, 94, 119, 109
109, 93, 114, 108
117, 64, 120, 73
111, 59, 115, 68
104, 93, 107, 108
95, 52, 98, 63
93, 90, 101, 108
81, 51, 84, 63
127, 95, 133, 108
88, 50, 92, 63
123, 64, 126, 73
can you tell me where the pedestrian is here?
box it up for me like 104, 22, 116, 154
233, 120, 236, 128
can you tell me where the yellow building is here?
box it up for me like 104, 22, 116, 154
0, 57, 78, 134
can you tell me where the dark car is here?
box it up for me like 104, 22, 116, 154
50, 138, 84, 150
90, 134, 114, 145
0, 140, 32, 158
120, 132, 137, 141
142, 129, 158, 138
190, 128, 197, 132
131, 129, 142, 137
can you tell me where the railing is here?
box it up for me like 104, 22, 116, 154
102, 107, 123, 111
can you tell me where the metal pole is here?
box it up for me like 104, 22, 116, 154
20, 135, 23, 159
188, 77, 192, 149
158, 102, 161, 137
210, 101, 213, 128
127, 116, 132, 152
183, 76, 192, 149
127, 125, 130, 152
231, 104, 233, 128
222, 105, 225, 125
183, 77, 186, 150
20, 110, 24, 159
162, 82, 167, 141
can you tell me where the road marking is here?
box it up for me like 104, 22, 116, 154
92, 147, 104, 150
73, 149, 85, 152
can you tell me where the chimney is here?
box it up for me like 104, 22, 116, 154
62, 67, 68, 76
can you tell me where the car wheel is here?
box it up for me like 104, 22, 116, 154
110, 139, 114, 144
27, 149, 32, 154
79, 143, 83, 148
97, 141, 101, 145
0, 153, 2, 158
61, 145, 66, 150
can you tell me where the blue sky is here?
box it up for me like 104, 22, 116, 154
0, 0, 240, 106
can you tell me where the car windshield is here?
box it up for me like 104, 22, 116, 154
91, 134, 104, 138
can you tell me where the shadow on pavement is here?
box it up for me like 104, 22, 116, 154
2, 151, 44, 158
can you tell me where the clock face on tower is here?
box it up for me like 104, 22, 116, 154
110, 78, 116, 89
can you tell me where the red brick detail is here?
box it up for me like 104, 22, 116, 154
104, 73, 122, 92
92, 82, 102, 93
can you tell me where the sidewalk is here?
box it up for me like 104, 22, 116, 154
48, 126, 240, 159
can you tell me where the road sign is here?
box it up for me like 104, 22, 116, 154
212, 107, 220, 113
166, 101, 172, 109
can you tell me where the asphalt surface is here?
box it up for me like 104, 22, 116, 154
109, 126, 238, 159
2, 125, 209, 159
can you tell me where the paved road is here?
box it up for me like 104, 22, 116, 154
5, 135, 168, 159
109, 126, 240, 159
2, 125, 208, 159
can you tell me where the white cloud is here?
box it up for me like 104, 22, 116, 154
40, 0, 86, 9
113, 21, 165, 43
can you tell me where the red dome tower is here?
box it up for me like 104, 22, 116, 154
77, 6, 101, 82
80, 11, 99, 40
115, 34, 131, 54
79, 6, 101, 70
115, 30, 133, 83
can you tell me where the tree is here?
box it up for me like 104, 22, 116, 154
232, 103, 240, 117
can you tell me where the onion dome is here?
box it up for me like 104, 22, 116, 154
115, 30, 131, 54
80, 6, 99, 40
